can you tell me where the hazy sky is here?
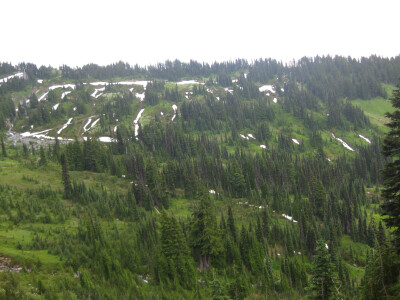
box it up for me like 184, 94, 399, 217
3, 0, 400, 67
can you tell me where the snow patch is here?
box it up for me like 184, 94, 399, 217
135, 93, 145, 101
98, 136, 114, 143
57, 118, 73, 135
171, 104, 177, 121
49, 84, 75, 91
259, 85, 275, 93
359, 134, 371, 144
38, 92, 49, 102
83, 117, 94, 133
91, 87, 105, 98
61, 91, 71, 99
331, 133, 354, 151
134, 109, 145, 138
177, 80, 204, 85
88, 118, 100, 130
0, 72, 23, 83
282, 214, 298, 223
52, 103, 59, 111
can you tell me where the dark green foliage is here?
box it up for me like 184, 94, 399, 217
309, 240, 336, 299
381, 84, 400, 252
60, 153, 72, 198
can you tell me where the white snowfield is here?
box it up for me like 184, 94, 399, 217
38, 92, 49, 102
61, 91, 71, 99
83, 116, 94, 133
259, 85, 275, 93
57, 118, 73, 135
359, 134, 371, 144
52, 103, 59, 111
89, 118, 100, 130
292, 138, 300, 145
49, 84, 75, 91
282, 214, 298, 223
331, 133, 354, 151
171, 104, 177, 121
135, 93, 145, 101
98, 136, 115, 143
176, 80, 204, 85
0, 72, 23, 83
134, 108, 145, 138
260, 145, 267, 149
91, 87, 105, 98
20, 129, 73, 141
224, 88, 233, 94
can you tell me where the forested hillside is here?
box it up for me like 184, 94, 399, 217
0, 55, 399, 299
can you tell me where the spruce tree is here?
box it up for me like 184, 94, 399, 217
60, 153, 72, 198
381, 84, 400, 252
1, 136, 6, 157
309, 239, 336, 299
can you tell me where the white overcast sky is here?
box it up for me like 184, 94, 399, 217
2, 0, 400, 68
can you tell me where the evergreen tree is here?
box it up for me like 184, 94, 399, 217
60, 153, 72, 198
1, 136, 6, 157
309, 239, 336, 299
190, 197, 222, 271
381, 84, 400, 252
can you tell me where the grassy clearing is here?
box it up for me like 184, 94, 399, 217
351, 97, 394, 132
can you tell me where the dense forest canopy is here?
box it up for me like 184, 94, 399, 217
0, 54, 399, 299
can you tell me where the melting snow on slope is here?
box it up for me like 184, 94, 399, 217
49, 84, 75, 91
259, 85, 275, 93
292, 138, 300, 145
177, 80, 204, 85
0, 72, 23, 83
332, 133, 354, 151
52, 103, 59, 111
38, 92, 49, 102
359, 134, 371, 144
136, 93, 145, 101
61, 91, 71, 99
282, 214, 298, 223
57, 118, 73, 135
171, 104, 177, 121
88, 118, 100, 130
224, 88, 233, 94
83, 116, 94, 133
91, 87, 105, 98
98, 137, 114, 143
134, 109, 145, 138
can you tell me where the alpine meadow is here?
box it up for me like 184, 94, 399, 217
1, 56, 400, 299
